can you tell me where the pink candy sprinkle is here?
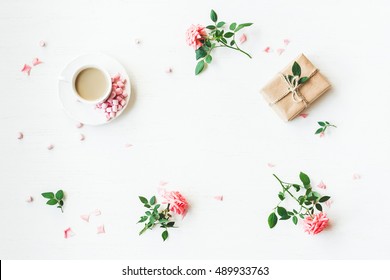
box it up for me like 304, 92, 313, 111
214, 195, 224, 201
76, 122, 83, 128
80, 214, 90, 222
317, 180, 327, 189
263, 47, 271, 53
276, 48, 285, 55
32, 57, 43, 66
26, 196, 33, 203
39, 40, 46, 47
47, 144, 54, 150
97, 225, 105, 234
21, 64, 32, 75
64, 227, 75, 239
239, 34, 247, 44
17, 132, 24, 140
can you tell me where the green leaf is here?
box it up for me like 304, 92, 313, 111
220, 37, 227, 44
292, 61, 301, 77
292, 184, 301, 192
46, 199, 58, 205
55, 190, 64, 200
195, 60, 205, 75
41, 192, 54, 199
299, 172, 310, 186
59, 200, 64, 206
145, 211, 151, 216
268, 212, 278, 229
224, 32, 234, 38
293, 209, 298, 214
315, 128, 324, 134
138, 216, 148, 223
312, 191, 321, 198
210, 9, 218, 22
288, 75, 294, 83
292, 216, 298, 225
139, 196, 148, 204
205, 40, 212, 47
279, 216, 290, 220
277, 206, 288, 217
298, 196, 305, 205
235, 23, 253, 32
229, 22, 237, 30
149, 196, 156, 205
318, 121, 326, 127
144, 204, 151, 208
299, 214, 305, 219
216, 21, 225, 28
319, 196, 331, 203
299, 77, 309, 84
195, 47, 207, 60
315, 204, 323, 211
162, 230, 169, 241
166, 221, 175, 227
325, 121, 330, 125
206, 25, 215, 30
205, 55, 212, 63
230, 40, 235, 46
278, 192, 285, 201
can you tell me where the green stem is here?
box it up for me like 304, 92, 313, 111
218, 40, 252, 58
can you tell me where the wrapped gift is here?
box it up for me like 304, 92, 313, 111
261, 54, 331, 121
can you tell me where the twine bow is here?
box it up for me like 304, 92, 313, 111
281, 74, 308, 105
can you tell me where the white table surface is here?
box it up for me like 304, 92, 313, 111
1, 0, 390, 260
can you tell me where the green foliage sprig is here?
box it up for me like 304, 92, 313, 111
137, 196, 175, 241
268, 172, 330, 229
194, 9, 253, 75
315, 121, 337, 135
41, 190, 65, 212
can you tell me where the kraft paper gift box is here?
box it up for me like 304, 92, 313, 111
261, 54, 331, 121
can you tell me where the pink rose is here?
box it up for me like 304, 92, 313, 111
160, 190, 189, 216
303, 212, 329, 235
186, 24, 207, 50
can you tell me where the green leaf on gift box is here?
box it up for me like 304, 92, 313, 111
55, 190, 64, 200
139, 196, 148, 204
46, 199, 58, 205
318, 121, 326, 127
224, 32, 234, 38
217, 21, 225, 28
315, 203, 323, 211
162, 230, 169, 241
195, 60, 205, 75
299, 172, 310, 186
288, 75, 294, 83
299, 77, 309, 84
315, 128, 324, 134
229, 22, 237, 30
235, 23, 253, 32
277, 206, 288, 217
210, 9, 218, 22
205, 55, 212, 63
195, 47, 207, 60
292, 216, 298, 225
319, 196, 331, 203
206, 25, 215, 30
42, 192, 54, 199
268, 212, 278, 228
292, 61, 301, 77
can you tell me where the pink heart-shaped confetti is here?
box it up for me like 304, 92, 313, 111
325, 199, 333, 208
80, 214, 90, 222
165, 67, 173, 73
317, 180, 327, 189
17, 132, 24, 140
97, 225, 105, 234
239, 34, 247, 44
92, 209, 101, 216
21, 64, 32, 76
267, 163, 275, 168
352, 173, 361, 180
214, 195, 223, 201
79, 134, 85, 141
64, 227, 75, 239
25, 196, 33, 203
32, 58, 43, 66
39, 40, 46, 47
299, 113, 309, 118
283, 39, 290, 46
76, 122, 83, 128
276, 48, 285, 56
263, 47, 271, 53
47, 144, 54, 150
125, 143, 133, 148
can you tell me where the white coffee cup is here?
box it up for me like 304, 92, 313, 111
60, 65, 112, 105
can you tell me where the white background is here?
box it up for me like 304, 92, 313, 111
1, 0, 389, 259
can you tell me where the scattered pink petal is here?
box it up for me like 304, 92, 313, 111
17, 132, 24, 140
97, 225, 105, 234
159, 181, 168, 186
134, 38, 141, 44
80, 214, 90, 222
32, 57, 43, 66
47, 144, 54, 150
319, 132, 325, 138
276, 48, 285, 55
299, 113, 309, 118
79, 134, 85, 141
317, 180, 327, 189
125, 143, 133, 148
214, 195, 223, 201
325, 199, 333, 208
263, 47, 271, 53
283, 39, 290, 46
21, 64, 32, 75
267, 162, 275, 168
64, 227, 75, 239
92, 209, 101, 216
76, 122, 83, 128
239, 34, 247, 44
39, 40, 46, 47
25, 196, 33, 203
352, 173, 361, 180
165, 67, 173, 73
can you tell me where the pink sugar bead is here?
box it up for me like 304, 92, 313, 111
106, 107, 112, 113
121, 79, 126, 84
112, 105, 118, 112
113, 74, 120, 81
120, 100, 126, 106
101, 103, 108, 109
109, 92, 116, 99
117, 81, 124, 88
107, 98, 113, 103
118, 105, 123, 110
112, 84, 118, 89
106, 114, 111, 120
122, 92, 128, 98
110, 112, 116, 118
117, 96, 123, 101
115, 88, 123, 94
112, 100, 119, 105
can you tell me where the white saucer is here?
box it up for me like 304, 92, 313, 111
58, 53, 131, 125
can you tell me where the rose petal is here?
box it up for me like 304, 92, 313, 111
352, 173, 361, 180
299, 113, 309, 118
79, 134, 85, 141
32, 58, 43, 66
21, 64, 32, 75
125, 143, 133, 148
134, 38, 141, 44
25, 196, 33, 203
159, 181, 168, 186
17, 132, 24, 140
39, 40, 46, 47
263, 47, 271, 53
64, 227, 75, 239
97, 225, 105, 234
325, 199, 333, 208
214, 195, 223, 201
267, 162, 275, 168
317, 180, 327, 189
283, 39, 290, 46
276, 48, 285, 55
165, 67, 173, 73
47, 144, 54, 150
92, 209, 101, 216
76, 122, 83, 128
80, 214, 90, 222
239, 34, 247, 44
320, 132, 325, 138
